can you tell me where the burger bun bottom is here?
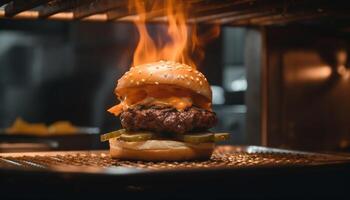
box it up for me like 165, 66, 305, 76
109, 138, 214, 161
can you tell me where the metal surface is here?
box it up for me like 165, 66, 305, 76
0, 0, 348, 25
0, 146, 349, 172
1, 146, 350, 199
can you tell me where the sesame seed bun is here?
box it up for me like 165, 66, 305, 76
116, 60, 212, 101
109, 138, 214, 161
109, 61, 214, 161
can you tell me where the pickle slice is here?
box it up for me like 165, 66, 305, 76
100, 129, 126, 142
119, 132, 155, 142
178, 133, 214, 144
214, 133, 230, 142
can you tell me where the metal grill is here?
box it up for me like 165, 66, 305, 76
0, 146, 349, 171
0, 0, 348, 25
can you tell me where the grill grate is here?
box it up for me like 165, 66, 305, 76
0, 146, 348, 171
0, 0, 348, 25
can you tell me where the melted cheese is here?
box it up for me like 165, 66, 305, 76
108, 97, 193, 116
107, 103, 125, 116
108, 85, 211, 116
137, 97, 193, 110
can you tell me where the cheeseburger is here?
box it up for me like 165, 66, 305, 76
101, 60, 229, 161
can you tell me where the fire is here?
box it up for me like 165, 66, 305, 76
129, 0, 220, 68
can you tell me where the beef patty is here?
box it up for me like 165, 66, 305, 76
120, 106, 217, 134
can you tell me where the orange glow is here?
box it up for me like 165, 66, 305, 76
336, 50, 350, 80
337, 65, 350, 80
297, 66, 332, 81
128, 0, 219, 68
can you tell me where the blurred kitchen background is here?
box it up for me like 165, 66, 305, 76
0, 19, 249, 149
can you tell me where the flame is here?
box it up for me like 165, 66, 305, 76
129, 0, 220, 68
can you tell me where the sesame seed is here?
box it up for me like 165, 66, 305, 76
187, 69, 192, 72
155, 81, 159, 85
184, 74, 188, 78
136, 81, 140, 85
197, 91, 201, 94
141, 78, 146, 82
138, 70, 141, 74
130, 80, 134, 83
190, 76, 194, 80
196, 77, 199, 81
199, 81, 203, 85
